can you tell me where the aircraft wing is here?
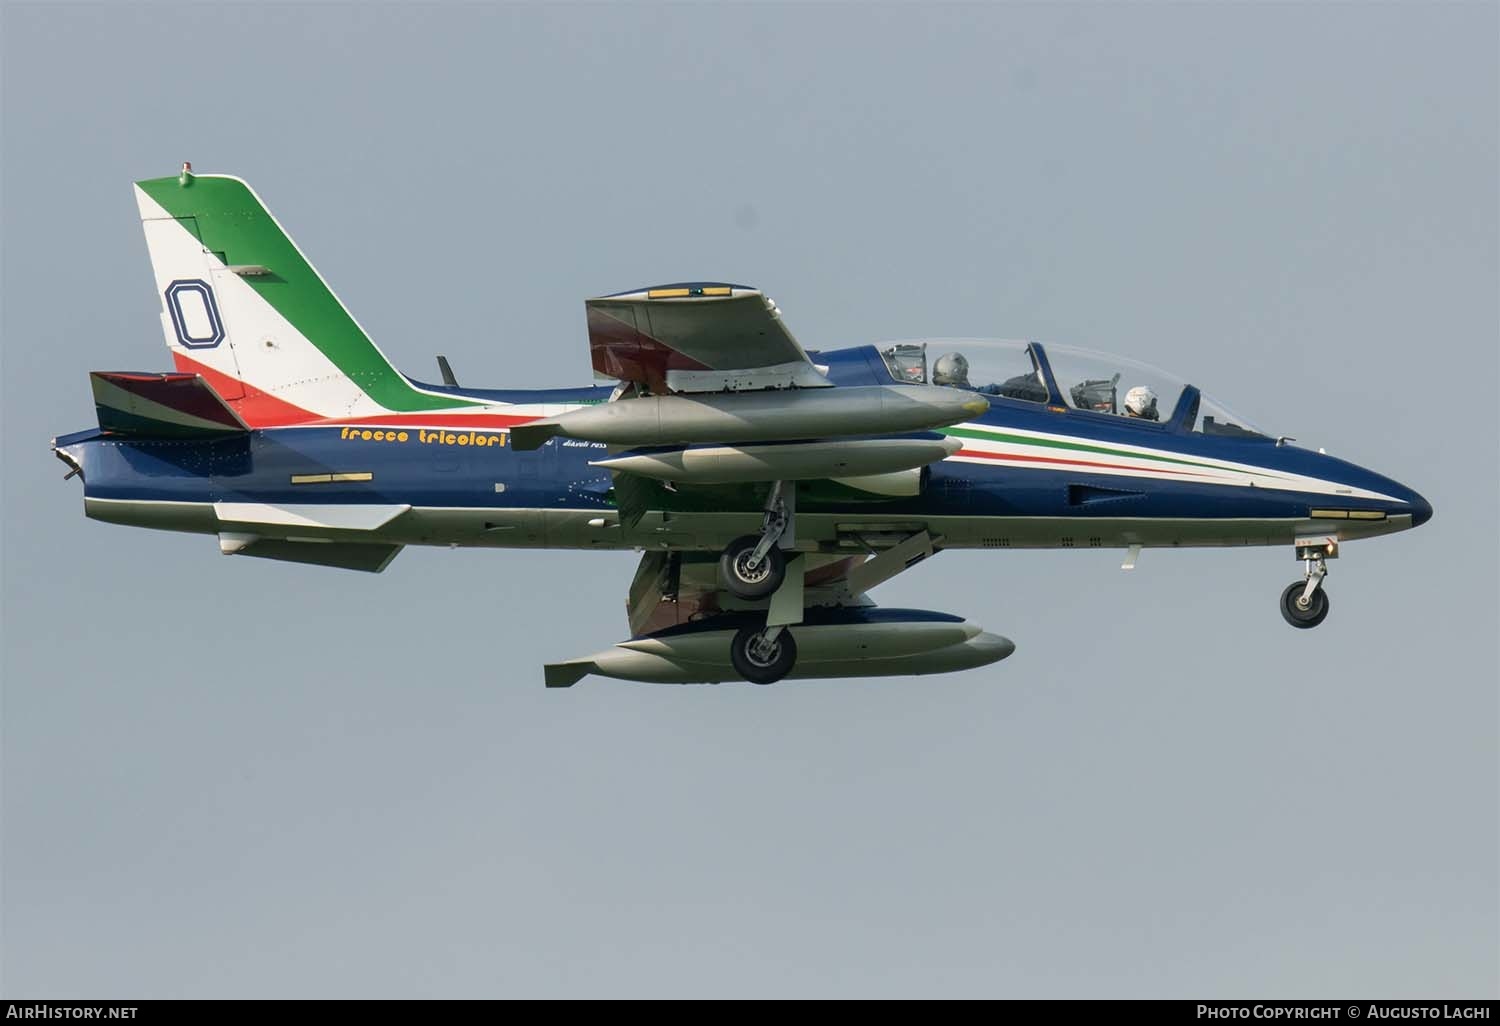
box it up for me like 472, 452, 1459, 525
507, 280, 981, 451
542, 535, 1014, 687
621, 548, 872, 639
545, 547, 872, 687
586, 283, 832, 394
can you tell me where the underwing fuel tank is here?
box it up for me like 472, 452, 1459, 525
590, 435, 961, 485
544, 609, 1016, 686
511, 385, 989, 451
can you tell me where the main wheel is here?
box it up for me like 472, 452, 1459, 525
719, 534, 786, 600
730, 626, 798, 685
1280, 581, 1331, 629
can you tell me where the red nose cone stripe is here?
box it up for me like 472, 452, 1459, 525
956, 448, 1200, 477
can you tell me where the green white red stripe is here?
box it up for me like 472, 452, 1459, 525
943, 423, 1400, 500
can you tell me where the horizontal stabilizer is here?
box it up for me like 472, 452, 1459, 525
509, 422, 558, 451
226, 538, 403, 573
544, 660, 597, 688
91, 371, 248, 438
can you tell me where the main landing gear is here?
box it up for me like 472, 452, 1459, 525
720, 480, 794, 600
730, 625, 798, 685
1280, 541, 1333, 629
721, 481, 806, 684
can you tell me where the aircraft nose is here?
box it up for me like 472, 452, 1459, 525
1382, 478, 1432, 528
1407, 490, 1433, 528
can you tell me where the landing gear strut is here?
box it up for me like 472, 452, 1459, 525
720, 481, 794, 600
1280, 543, 1332, 629
730, 625, 798, 684
721, 483, 804, 682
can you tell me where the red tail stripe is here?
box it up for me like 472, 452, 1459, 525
170, 352, 545, 430
171, 352, 318, 427
317, 411, 542, 428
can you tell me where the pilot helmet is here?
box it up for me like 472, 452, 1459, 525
1124, 385, 1159, 420
933, 352, 971, 388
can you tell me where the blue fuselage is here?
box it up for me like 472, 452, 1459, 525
55, 345, 1431, 554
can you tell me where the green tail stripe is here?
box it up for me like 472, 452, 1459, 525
137, 175, 465, 413
944, 425, 1286, 478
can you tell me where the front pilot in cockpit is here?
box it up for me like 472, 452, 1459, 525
934, 351, 1005, 395
932, 352, 971, 388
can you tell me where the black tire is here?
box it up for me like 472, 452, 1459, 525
731, 626, 798, 685
1280, 580, 1331, 629
719, 534, 786, 600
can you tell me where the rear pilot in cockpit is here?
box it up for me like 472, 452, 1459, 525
1123, 385, 1160, 421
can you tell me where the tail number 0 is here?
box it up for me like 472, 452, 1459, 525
164, 279, 225, 349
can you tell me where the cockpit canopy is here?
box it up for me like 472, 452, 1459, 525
878, 339, 1268, 439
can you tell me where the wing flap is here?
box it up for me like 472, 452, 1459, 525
844, 531, 936, 594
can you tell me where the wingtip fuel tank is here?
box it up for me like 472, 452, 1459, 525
591, 435, 961, 485
512, 385, 987, 451
544, 610, 1015, 687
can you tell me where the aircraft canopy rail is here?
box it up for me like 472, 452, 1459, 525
877, 339, 1270, 439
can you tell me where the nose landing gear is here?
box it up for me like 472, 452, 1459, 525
1280, 540, 1334, 629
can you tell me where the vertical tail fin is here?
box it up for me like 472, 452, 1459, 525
134, 167, 467, 426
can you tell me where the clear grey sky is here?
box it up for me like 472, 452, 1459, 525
2, 1, 1495, 999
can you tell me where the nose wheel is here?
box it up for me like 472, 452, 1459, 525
1280, 548, 1331, 629
1280, 580, 1330, 628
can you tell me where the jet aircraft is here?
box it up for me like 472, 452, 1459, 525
53, 167, 1433, 685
